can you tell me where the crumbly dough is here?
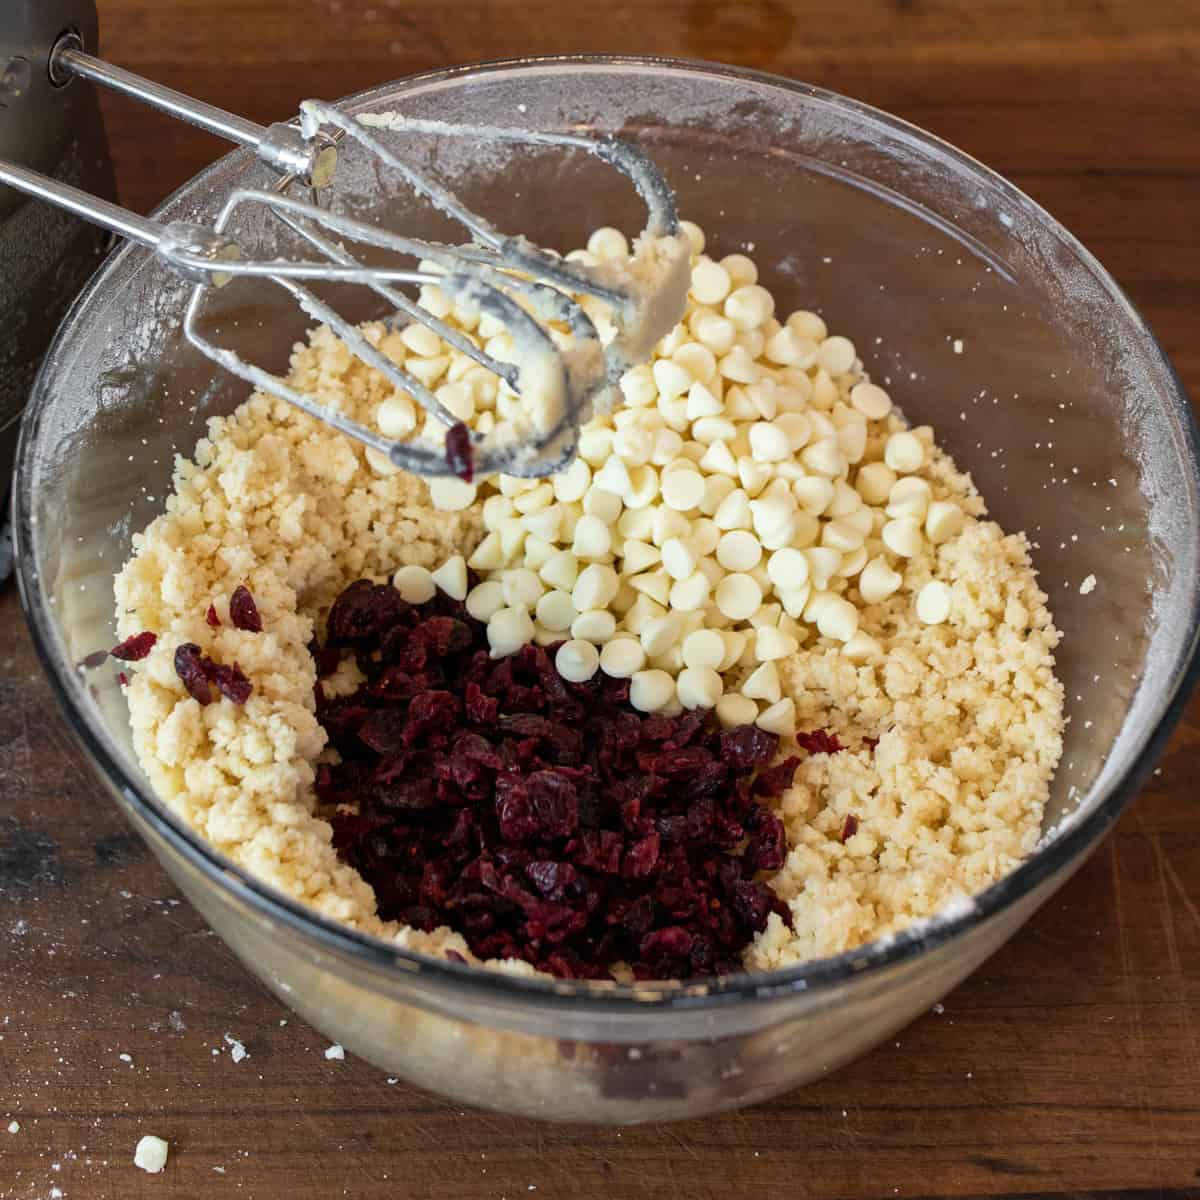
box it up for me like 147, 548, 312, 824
116, 323, 1062, 974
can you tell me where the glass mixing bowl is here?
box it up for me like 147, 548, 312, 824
13, 57, 1200, 1123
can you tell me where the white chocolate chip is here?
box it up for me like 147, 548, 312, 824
843, 631, 883, 662
431, 555, 468, 601
677, 667, 724, 709
524, 505, 562, 542
725, 284, 774, 330
749, 422, 791, 463
886, 476, 932, 521
554, 458, 592, 502
556, 638, 601, 682
535, 590, 577, 632
571, 608, 617, 643
681, 628, 726, 670
512, 482, 554, 515
652, 506, 691, 546
764, 326, 817, 368
487, 607, 535, 657
716, 530, 762, 572
690, 258, 733, 305
572, 563, 620, 611
859, 557, 903, 604
800, 438, 846, 479
587, 226, 629, 260
755, 696, 795, 736
661, 537, 699, 581
821, 519, 866, 553
686, 381, 724, 420
599, 636, 646, 678
653, 358, 693, 400
630, 669, 675, 713
881, 517, 924, 558
778, 585, 812, 620
630, 569, 671, 605
134, 1135, 170, 1174
916, 580, 953, 624
690, 518, 721, 557
766, 548, 810, 591
660, 468, 706, 512
713, 487, 753, 531
539, 549, 579, 592
793, 476, 835, 516
816, 597, 859, 642
836, 545, 869, 579
583, 487, 622, 524
501, 568, 544, 610
925, 500, 966, 544
718, 629, 748, 671
743, 660, 782, 703
393, 564, 436, 604
849, 381, 892, 420
465, 580, 505, 622
618, 507, 656, 540
805, 547, 842, 590
775, 411, 812, 451
855, 462, 897, 506
669, 571, 711, 611
884, 430, 926, 474
755, 626, 799, 661
377, 394, 417, 438
640, 614, 682, 657
572, 514, 613, 559
816, 335, 857, 375
622, 539, 661, 575
716, 692, 759, 728
714, 573, 763, 621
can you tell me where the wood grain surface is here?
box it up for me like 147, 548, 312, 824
3, 2, 1199, 1197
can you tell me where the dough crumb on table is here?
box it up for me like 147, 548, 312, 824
114, 225, 1064, 977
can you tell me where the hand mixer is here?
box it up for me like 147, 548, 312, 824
0, 4, 691, 485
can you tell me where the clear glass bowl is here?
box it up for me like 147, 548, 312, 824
14, 57, 1200, 1123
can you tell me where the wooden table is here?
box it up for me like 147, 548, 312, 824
3, 2, 1199, 1196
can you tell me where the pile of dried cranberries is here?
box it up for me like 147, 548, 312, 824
316, 578, 809, 981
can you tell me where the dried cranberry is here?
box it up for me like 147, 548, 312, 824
209, 661, 252, 705
526, 861, 578, 901
796, 728, 843, 755
314, 580, 797, 982
841, 814, 859, 842
80, 650, 111, 670
753, 755, 801, 798
117, 672, 129, 688
719, 725, 778, 770
445, 422, 474, 482
173, 643, 252, 705
206, 604, 221, 628
229, 585, 262, 633
174, 643, 213, 704
326, 579, 410, 646
744, 808, 787, 872
111, 631, 157, 661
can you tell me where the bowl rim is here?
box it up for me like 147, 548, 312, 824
15, 52, 1200, 1013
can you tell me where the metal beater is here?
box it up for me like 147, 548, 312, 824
0, 14, 688, 481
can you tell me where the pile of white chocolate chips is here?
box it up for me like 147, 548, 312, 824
114, 221, 1065, 972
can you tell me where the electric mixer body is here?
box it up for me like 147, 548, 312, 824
0, 0, 115, 539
